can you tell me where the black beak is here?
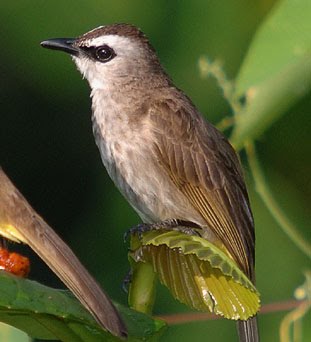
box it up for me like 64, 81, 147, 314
40, 38, 79, 56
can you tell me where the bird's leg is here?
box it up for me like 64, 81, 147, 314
124, 219, 201, 241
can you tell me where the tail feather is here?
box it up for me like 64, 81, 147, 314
237, 316, 259, 342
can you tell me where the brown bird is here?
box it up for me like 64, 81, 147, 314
41, 23, 258, 341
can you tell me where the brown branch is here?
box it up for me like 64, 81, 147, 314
157, 300, 310, 325
0, 168, 126, 338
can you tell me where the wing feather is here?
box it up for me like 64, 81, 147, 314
148, 95, 255, 278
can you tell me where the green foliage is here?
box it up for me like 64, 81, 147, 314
1, 0, 310, 341
0, 272, 165, 341
231, 0, 311, 148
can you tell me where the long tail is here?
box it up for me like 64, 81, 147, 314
237, 316, 259, 342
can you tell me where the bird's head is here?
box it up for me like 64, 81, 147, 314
41, 24, 168, 91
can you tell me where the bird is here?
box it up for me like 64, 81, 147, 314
41, 23, 258, 341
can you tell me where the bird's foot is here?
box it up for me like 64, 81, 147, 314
124, 219, 201, 242
123, 223, 152, 242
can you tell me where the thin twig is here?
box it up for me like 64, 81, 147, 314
198, 57, 239, 113
244, 141, 311, 259
157, 299, 310, 325
279, 300, 311, 342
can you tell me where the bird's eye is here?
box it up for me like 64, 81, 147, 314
95, 45, 115, 63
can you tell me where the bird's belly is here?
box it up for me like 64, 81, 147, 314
96, 135, 205, 226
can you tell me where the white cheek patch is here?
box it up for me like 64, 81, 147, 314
72, 56, 87, 79
72, 56, 106, 90
89, 77, 106, 90
72, 35, 138, 91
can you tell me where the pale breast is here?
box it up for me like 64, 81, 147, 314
91, 94, 205, 227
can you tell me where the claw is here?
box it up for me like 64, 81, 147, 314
124, 220, 201, 243
122, 269, 132, 293
178, 227, 201, 236
123, 223, 151, 242
123, 230, 130, 243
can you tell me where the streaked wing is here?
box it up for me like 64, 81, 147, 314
148, 95, 255, 279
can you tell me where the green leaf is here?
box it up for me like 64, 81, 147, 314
231, 0, 311, 149
0, 271, 165, 341
131, 231, 260, 320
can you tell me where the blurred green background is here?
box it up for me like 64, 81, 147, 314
1, 1, 310, 341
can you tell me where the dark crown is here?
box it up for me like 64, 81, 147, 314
76, 24, 150, 46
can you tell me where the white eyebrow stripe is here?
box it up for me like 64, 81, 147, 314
86, 25, 104, 34
80, 35, 129, 48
